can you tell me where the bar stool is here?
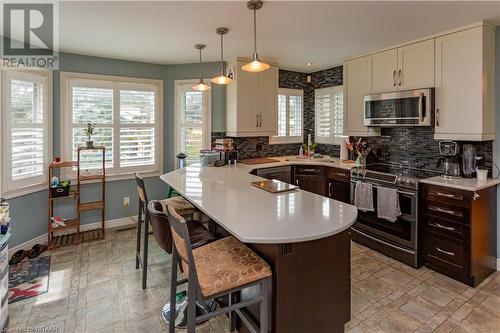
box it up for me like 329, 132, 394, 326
148, 200, 217, 327
135, 173, 198, 289
167, 205, 272, 333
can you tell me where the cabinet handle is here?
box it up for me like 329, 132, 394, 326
295, 179, 299, 186
429, 191, 462, 200
336, 172, 346, 177
259, 114, 262, 127
328, 182, 332, 197
430, 223, 455, 232
393, 70, 397, 86
398, 69, 402, 86
256, 114, 259, 127
436, 109, 440, 127
428, 206, 462, 217
418, 92, 424, 121
268, 173, 280, 178
302, 168, 319, 172
436, 247, 455, 257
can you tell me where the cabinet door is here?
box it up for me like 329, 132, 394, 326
370, 49, 398, 93
328, 179, 350, 204
257, 66, 278, 133
434, 27, 483, 139
235, 62, 259, 133
397, 39, 435, 90
344, 57, 380, 136
295, 176, 327, 196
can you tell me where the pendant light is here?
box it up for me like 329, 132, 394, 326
211, 27, 233, 85
241, 0, 270, 73
192, 44, 211, 91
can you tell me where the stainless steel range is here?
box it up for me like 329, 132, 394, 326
350, 163, 440, 267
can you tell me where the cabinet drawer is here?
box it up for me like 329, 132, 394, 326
294, 166, 324, 176
423, 228, 469, 272
422, 214, 469, 241
423, 203, 469, 225
327, 167, 350, 182
422, 184, 470, 208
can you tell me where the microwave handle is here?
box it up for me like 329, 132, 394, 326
418, 93, 424, 121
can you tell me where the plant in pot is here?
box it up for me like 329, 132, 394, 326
346, 138, 373, 166
84, 123, 95, 148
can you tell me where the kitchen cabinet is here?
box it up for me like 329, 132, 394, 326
255, 166, 292, 184
343, 57, 381, 137
226, 59, 278, 137
420, 184, 497, 286
370, 40, 434, 93
370, 49, 398, 93
434, 24, 495, 141
293, 166, 327, 196
326, 168, 350, 204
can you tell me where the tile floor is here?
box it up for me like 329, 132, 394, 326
7, 227, 500, 333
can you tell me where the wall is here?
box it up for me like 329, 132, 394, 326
495, 27, 500, 259
7, 52, 225, 247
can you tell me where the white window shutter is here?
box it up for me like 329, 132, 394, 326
315, 86, 345, 144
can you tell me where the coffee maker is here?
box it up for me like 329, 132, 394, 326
436, 141, 461, 179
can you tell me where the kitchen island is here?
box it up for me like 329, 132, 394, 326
160, 158, 358, 333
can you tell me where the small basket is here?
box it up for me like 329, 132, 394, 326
50, 181, 70, 198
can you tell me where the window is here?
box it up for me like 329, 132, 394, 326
174, 80, 211, 167
60, 72, 163, 179
0, 70, 52, 198
270, 88, 303, 144
315, 86, 345, 144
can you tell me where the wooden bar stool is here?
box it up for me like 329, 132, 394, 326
167, 205, 272, 333
135, 173, 198, 289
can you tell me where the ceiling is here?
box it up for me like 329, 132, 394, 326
56, 1, 500, 72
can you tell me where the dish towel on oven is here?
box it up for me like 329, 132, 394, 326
376, 186, 401, 222
354, 181, 374, 212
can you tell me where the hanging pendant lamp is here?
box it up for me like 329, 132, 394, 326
192, 44, 211, 91
241, 0, 270, 73
211, 27, 233, 85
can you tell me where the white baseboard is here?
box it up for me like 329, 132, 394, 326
9, 216, 137, 258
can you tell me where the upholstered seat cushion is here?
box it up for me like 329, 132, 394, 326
191, 236, 272, 298
160, 196, 197, 216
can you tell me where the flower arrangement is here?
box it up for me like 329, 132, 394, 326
346, 138, 373, 166
84, 123, 95, 148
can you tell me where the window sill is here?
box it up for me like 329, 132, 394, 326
269, 136, 303, 145
1, 183, 47, 200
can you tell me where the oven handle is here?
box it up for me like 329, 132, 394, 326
351, 181, 416, 196
351, 227, 416, 255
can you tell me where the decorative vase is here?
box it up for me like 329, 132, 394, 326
355, 155, 366, 167
86, 140, 94, 149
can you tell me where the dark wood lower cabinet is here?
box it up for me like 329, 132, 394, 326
293, 165, 350, 200
420, 184, 497, 287
212, 223, 351, 333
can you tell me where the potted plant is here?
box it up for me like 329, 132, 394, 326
84, 123, 95, 148
346, 138, 373, 166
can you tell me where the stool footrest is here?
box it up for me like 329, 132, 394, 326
195, 296, 263, 324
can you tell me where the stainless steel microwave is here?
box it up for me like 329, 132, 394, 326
364, 88, 434, 127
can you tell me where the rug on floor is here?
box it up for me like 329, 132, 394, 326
8, 256, 51, 304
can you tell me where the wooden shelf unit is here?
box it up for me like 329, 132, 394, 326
47, 146, 107, 249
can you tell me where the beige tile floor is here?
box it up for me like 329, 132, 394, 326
7, 227, 500, 333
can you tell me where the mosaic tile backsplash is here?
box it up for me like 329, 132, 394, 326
216, 67, 493, 173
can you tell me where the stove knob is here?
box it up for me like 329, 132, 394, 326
398, 178, 405, 185
407, 179, 415, 187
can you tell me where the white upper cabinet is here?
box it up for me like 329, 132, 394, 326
434, 25, 495, 141
226, 59, 278, 137
370, 40, 435, 93
370, 49, 398, 93
397, 39, 435, 90
344, 57, 381, 137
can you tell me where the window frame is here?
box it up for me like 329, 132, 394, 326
173, 79, 212, 168
0, 69, 53, 199
314, 85, 346, 145
270, 88, 304, 145
60, 71, 163, 181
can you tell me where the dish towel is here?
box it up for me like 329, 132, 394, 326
376, 186, 401, 222
354, 181, 374, 212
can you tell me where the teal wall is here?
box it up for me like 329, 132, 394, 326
8, 52, 226, 247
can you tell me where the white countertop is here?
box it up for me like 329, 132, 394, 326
160, 156, 358, 244
420, 176, 500, 191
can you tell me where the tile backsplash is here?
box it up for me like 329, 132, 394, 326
216, 67, 493, 174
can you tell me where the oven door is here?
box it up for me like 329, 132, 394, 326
364, 89, 433, 127
350, 181, 417, 250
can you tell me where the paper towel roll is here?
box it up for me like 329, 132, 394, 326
340, 140, 349, 160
